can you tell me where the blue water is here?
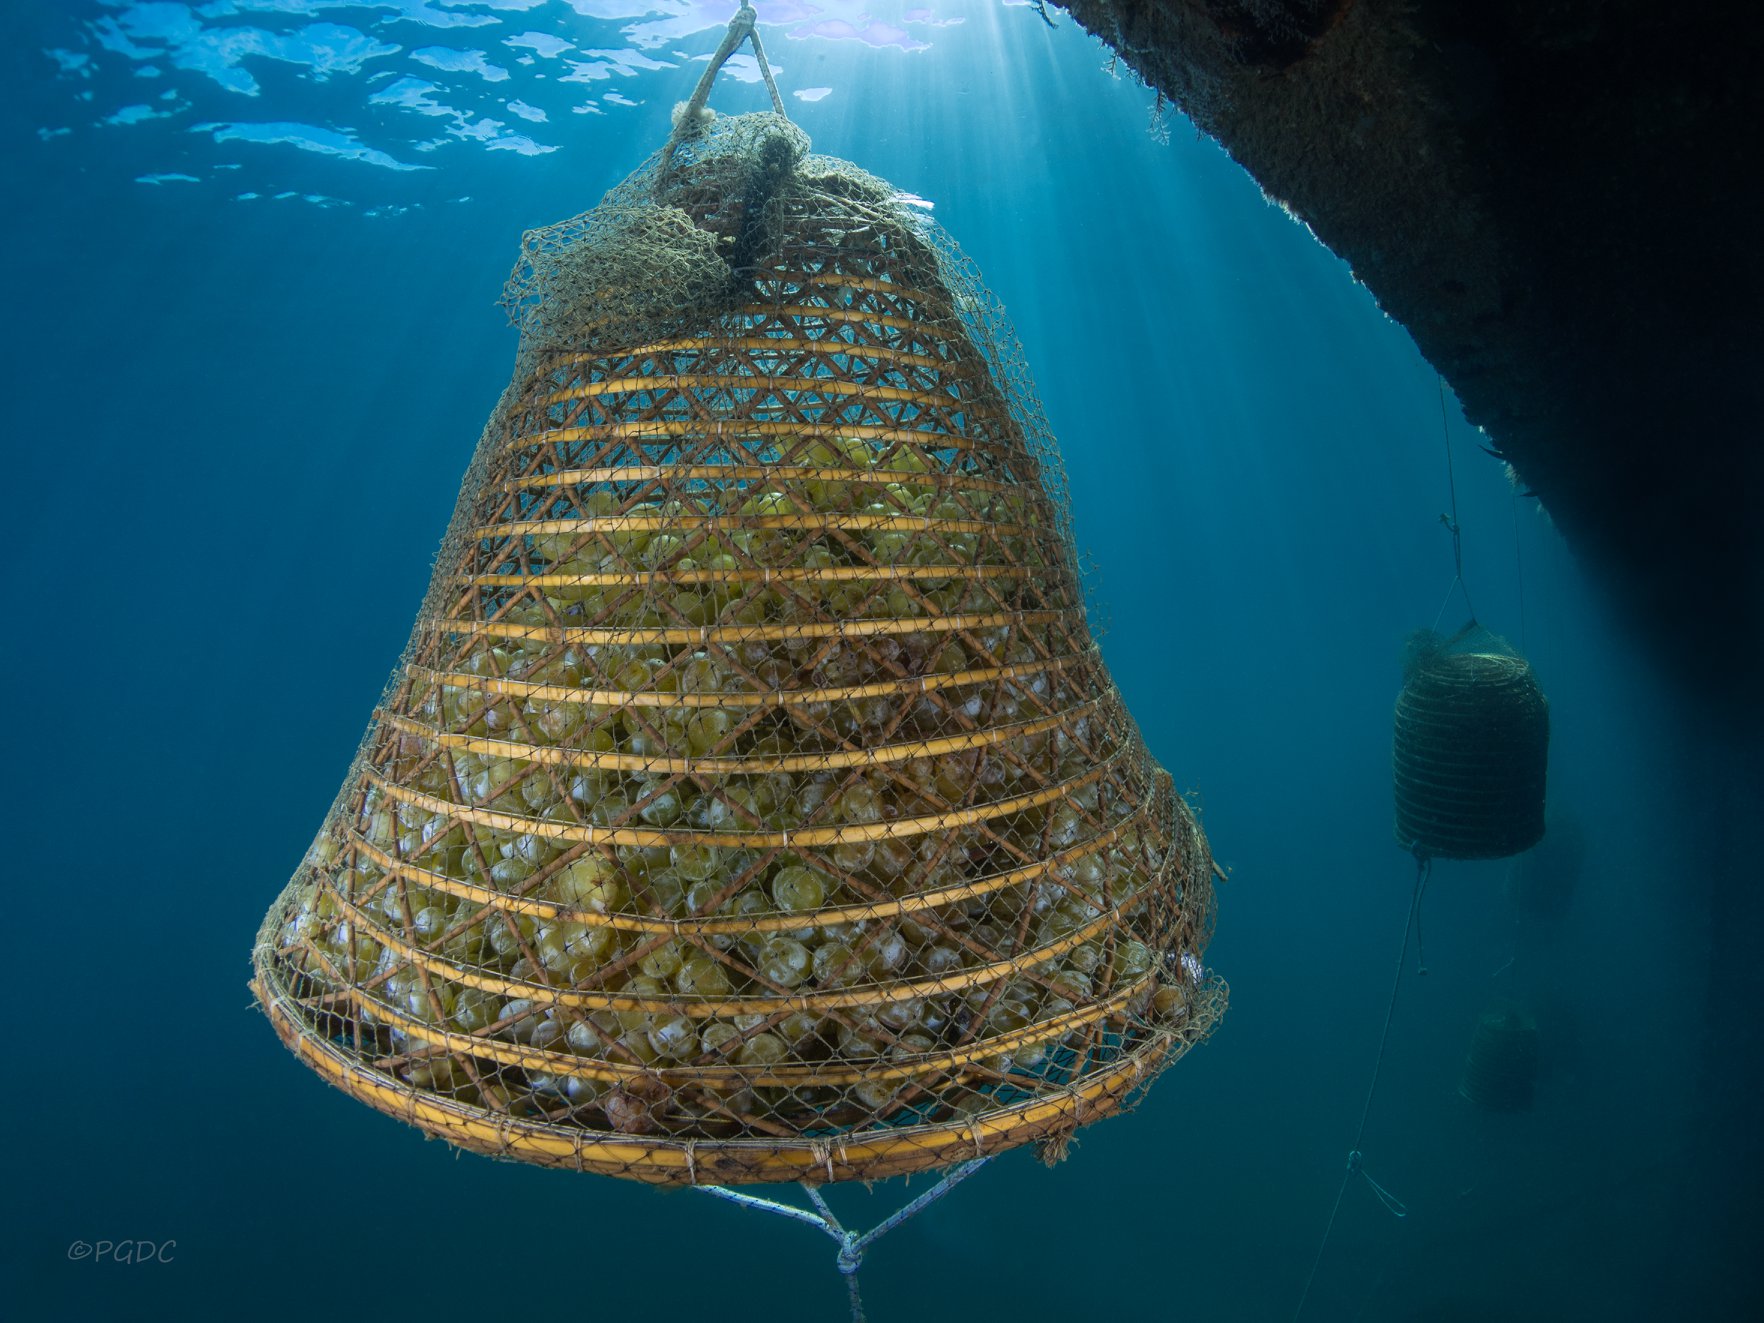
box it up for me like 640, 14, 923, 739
5, 3, 1750, 1320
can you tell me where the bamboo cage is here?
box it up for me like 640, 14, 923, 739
1394, 627, 1549, 861
252, 109, 1223, 1187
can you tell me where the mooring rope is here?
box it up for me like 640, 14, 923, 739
1510, 486, 1528, 653
1433, 376, 1478, 628
1291, 855, 1428, 1322
698, 1157, 992, 1323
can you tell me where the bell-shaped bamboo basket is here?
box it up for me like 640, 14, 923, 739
253, 111, 1223, 1186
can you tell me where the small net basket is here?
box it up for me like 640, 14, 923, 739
1393, 626, 1549, 861
251, 109, 1224, 1187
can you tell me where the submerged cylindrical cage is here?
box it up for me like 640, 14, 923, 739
1393, 630, 1548, 861
252, 114, 1223, 1186
1460, 1007, 1539, 1111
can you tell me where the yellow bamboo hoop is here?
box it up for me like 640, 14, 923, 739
405, 650, 1089, 710
378, 700, 1091, 775
502, 421, 1027, 459
345, 808, 1146, 936
440, 608, 1057, 648
256, 969, 1202, 1186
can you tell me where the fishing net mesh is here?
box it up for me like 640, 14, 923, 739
252, 108, 1224, 1186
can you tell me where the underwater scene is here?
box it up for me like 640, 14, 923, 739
7, 2, 1759, 1321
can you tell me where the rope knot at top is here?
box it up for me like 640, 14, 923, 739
661, 2, 788, 172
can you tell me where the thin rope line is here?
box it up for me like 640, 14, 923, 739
1429, 576, 1458, 634
1292, 858, 1428, 1321
1412, 855, 1432, 977
1353, 855, 1428, 1148
1510, 486, 1528, 653
1436, 377, 1477, 625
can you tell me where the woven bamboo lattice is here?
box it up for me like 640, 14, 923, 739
252, 105, 1224, 1187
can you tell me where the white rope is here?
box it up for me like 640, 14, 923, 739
697, 1157, 992, 1323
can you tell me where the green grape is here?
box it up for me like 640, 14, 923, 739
1152, 986, 1188, 1020
736, 1033, 787, 1067
852, 1080, 897, 1111
776, 1011, 822, 1046
451, 987, 499, 1033
772, 865, 829, 913
549, 855, 627, 913
688, 880, 732, 919
647, 1014, 696, 1060
469, 758, 519, 805
838, 435, 880, 469
410, 906, 449, 943
869, 528, 911, 561
813, 941, 860, 987
699, 1021, 742, 1058
672, 589, 714, 626
728, 889, 771, 960
679, 655, 724, 694
616, 976, 669, 1032
489, 855, 536, 889
636, 787, 684, 827
405, 1056, 467, 1092
638, 941, 684, 981
671, 842, 721, 883
511, 832, 555, 867
888, 446, 929, 476
644, 867, 687, 916
1115, 939, 1153, 980
878, 997, 923, 1032
870, 836, 918, 887
758, 938, 811, 988
441, 921, 489, 964
641, 533, 685, 569
834, 784, 883, 826
536, 921, 595, 973
566, 1018, 612, 1055
1058, 945, 1100, 973
363, 808, 397, 848
485, 912, 538, 960
686, 708, 733, 755
896, 915, 933, 948
832, 838, 875, 874
619, 1031, 663, 1068
561, 934, 619, 981
837, 1022, 887, 1057
676, 955, 733, 997
918, 945, 960, 977
865, 931, 909, 975
987, 998, 1033, 1034
588, 792, 633, 828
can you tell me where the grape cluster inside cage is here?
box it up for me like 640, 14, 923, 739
253, 110, 1225, 1187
